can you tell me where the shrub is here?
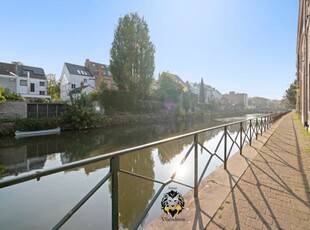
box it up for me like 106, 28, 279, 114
3, 88, 24, 101
176, 104, 185, 120
62, 92, 100, 129
15, 117, 63, 131
0, 86, 6, 103
98, 89, 163, 114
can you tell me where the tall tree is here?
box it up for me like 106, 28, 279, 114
110, 12, 155, 98
199, 78, 205, 103
47, 73, 60, 101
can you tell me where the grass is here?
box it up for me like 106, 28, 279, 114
294, 112, 310, 152
293, 112, 310, 136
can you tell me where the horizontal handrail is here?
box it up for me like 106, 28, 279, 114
0, 111, 288, 188
0, 110, 290, 230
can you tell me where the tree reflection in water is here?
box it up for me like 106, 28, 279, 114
117, 148, 155, 229
0, 116, 245, 229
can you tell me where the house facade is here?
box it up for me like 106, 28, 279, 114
0, 62, 50, 100
296, 0, 310, 128
222, 91, 248, 109
186, 82, 222, 103
85, 59, 117, 90
0, 62, 17, 93
60, 63, 95, 101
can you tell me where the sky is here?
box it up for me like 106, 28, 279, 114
0, 0, 299, 100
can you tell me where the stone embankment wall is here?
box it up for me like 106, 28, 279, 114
0, 101, 27, 119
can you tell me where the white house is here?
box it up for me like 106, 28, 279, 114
0, 62, 50, 100
187, 81, 222, 103
0, 62, 17, 92
60, 62, 95, 101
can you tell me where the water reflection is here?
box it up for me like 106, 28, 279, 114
0, 118, 220, 179
0, 115, 258, 229
118, 148, 155, 229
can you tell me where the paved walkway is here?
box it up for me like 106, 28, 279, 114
206, 112, 310, 229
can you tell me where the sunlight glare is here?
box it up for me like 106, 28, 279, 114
174, 163, 188, 179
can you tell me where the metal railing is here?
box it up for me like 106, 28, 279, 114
0, 111, 290, 229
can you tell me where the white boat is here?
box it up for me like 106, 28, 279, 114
15, 127, 61, 139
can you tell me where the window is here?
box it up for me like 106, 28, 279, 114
30, 83, 35, 92
40, 81, 45, 87
77, 70, 81, 74
20, 79, 27, 86
84, 79, 87, 83
71, 84, 76, 89
39, 91, 45, 95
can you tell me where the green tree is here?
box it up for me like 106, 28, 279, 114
199, 78, 205, 103
157, 72, 183, 102
284, 80, 297, 108
110, 12, 155, 99
47, 73, 60, 101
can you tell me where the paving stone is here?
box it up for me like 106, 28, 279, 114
205, 112, 310, 229
147, 113, 310, 230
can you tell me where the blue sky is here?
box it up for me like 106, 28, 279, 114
0, 0, 298, 99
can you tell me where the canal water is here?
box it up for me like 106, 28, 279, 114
0, 114, 262, 229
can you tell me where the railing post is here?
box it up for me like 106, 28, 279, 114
260, 117, 263, 135
224, 126, 227, 169
194, 134, 198, 198
111, 156, 119, 230
255, 118, 258, 140
240, 122, 243, 155
249, 120, 252, 146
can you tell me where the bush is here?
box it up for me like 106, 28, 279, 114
15, 117, 63, 131
0, 122, 15, 136
99, 90, 163, 114
0, 86, 6, 103
3, 88, 24, 101
62, 92, 101, 129
176, 104, 185, 120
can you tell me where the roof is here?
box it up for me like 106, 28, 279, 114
170, 73, 185, 84
17, 65, 46, 80
65, 62, 93, 77
0, 62, 46, 80
86, 60, 112, 77
0, 62, 17, 76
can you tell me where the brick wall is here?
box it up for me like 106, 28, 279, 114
0, 101, 27, 119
